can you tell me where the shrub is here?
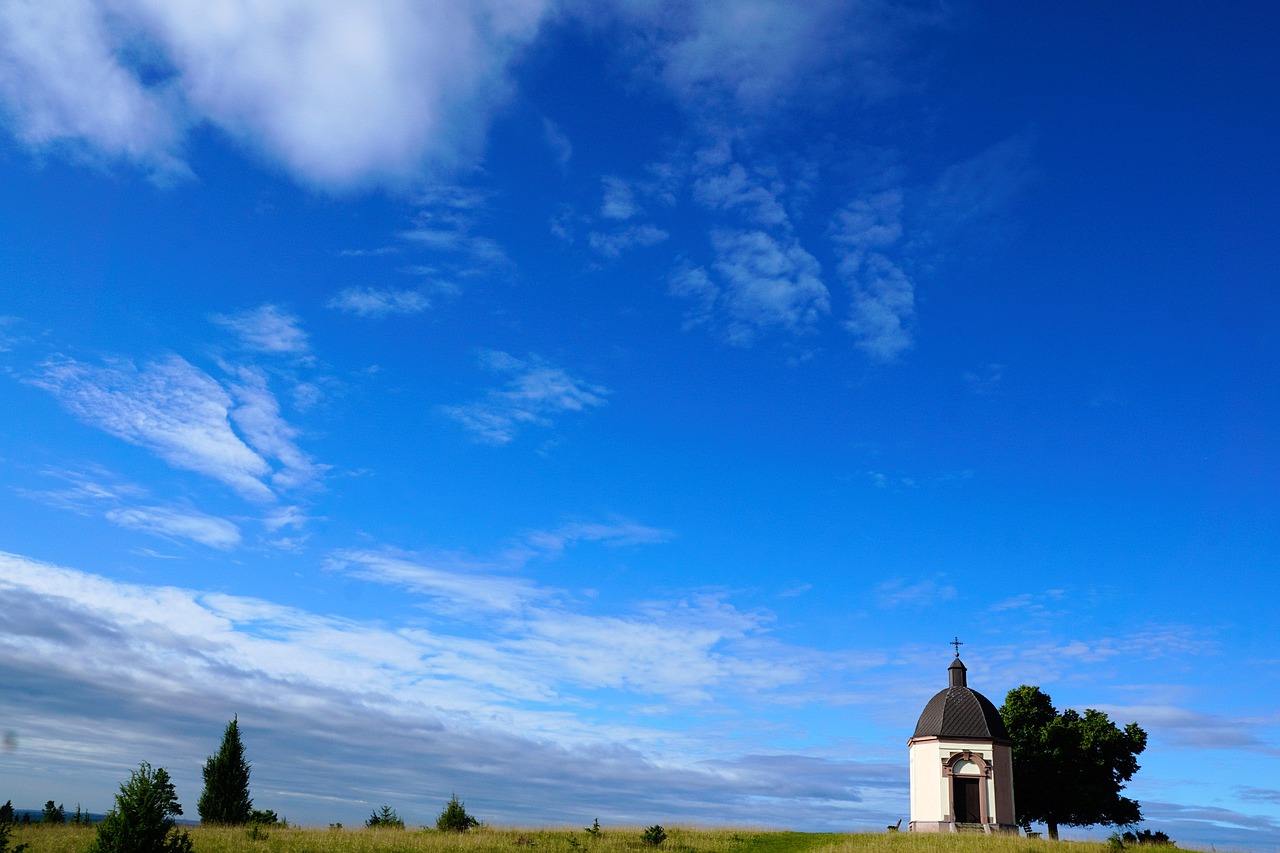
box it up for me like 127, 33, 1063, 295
89, 762, 193, 853
436, 794, 479, 832
250, 809, 282, 826
366, 805, 405, 829
642, 825, 667, 846
585, 819, 601, 837
0, 820, 29, 853
1124, 829, 1176, 846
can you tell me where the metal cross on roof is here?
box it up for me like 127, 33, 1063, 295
951, 636, 964, 657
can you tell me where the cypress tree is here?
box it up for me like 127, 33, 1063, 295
197, 716, 253, 824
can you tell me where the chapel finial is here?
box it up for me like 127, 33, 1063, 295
951, 636, 964, 657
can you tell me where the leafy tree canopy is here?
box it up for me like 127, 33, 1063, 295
198, 716, 253, 824
436, 795, 479, 832
1001, 685, 1148, 840
89, 762, 192, 853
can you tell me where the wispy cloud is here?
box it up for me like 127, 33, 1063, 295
398, 187, 511, 275
325, 549, 542, 614
613, 0, 910, 116
32, 355, 274, 501
599, 176, 640, 220
211, 305, 309, 355
672, 230, 828, 345
588, 224, 669, 258
964, 362, 1006, 395
15, 466, 242, 550
327, 287, 430, 318
693, 161, 788, 227
1090, 704, 1270, 753
30, 354, 319, 502
0, 550, 888, 827
442, 351, 609, 445
105, 505, 241, 549
224, 365, 326, 492
927, 133, 1035, 229
876, 578, 956, 608
830, 191, 915, 361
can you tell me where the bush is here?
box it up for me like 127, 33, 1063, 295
0, 821, 29, 853
436, 794, 479, 832
366, 805, 404, 829
1124, 829, 1176, 847
642, 825, 667, 846
89, 762, 192, 853
250, 809, 282, 826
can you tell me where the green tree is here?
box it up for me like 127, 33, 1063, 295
0, 802, 13, 825
89, 762, 192, 853
40, 802, 64, 825
0, 819, 30, 853
435, 794, 478, 832
1001, 685, 1147, 840
198, 716, 253, 824
366, 805, 404, 829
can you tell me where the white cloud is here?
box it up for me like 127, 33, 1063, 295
211, 304, 309, 355
30, 354, 318, 502
600, 176, 639, 220
224, 365, 325, 492
32, 355, 273, 501
442, 351, 608, 445
830, 192, 914, 361
398, 188, 512, 274
328, 286, 430, 318
830, 190, 904, 270
105, 505, 241, 549
693, 161, 788, 226
674, 229, 828, 345
0, 0, 188, 177
0, 1, 920, 189
615, 0, 902, 115
588, 223, 669, 258
542, 116, 572, 170
844, 253, 914, 361
15, 466, 242, 550
928, 133, 1035, 228
521, 520, 672, 556
875, 578, 956, 609
0, 0, 553, 187
326, 549, 541, 614
0, 551, 1269, 841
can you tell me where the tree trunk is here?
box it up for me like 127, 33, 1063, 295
1047, 822, 1059, 841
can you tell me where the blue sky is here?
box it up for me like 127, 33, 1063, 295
1, 0, 1279, 846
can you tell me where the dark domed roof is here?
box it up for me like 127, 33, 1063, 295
912, 657, 1011, 742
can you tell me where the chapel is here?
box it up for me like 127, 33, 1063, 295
907, 647, 1017, 833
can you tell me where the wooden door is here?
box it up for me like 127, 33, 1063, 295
953, 777, 981, 823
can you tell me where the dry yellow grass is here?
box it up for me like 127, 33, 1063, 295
1, 824, 1146, 853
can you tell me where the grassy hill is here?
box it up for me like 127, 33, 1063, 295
5, 825, 1143, 853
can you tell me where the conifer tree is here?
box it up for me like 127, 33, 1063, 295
89, 762, 191, 853
197, 716, 253, 824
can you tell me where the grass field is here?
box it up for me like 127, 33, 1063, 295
5, 825, 1127, 853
